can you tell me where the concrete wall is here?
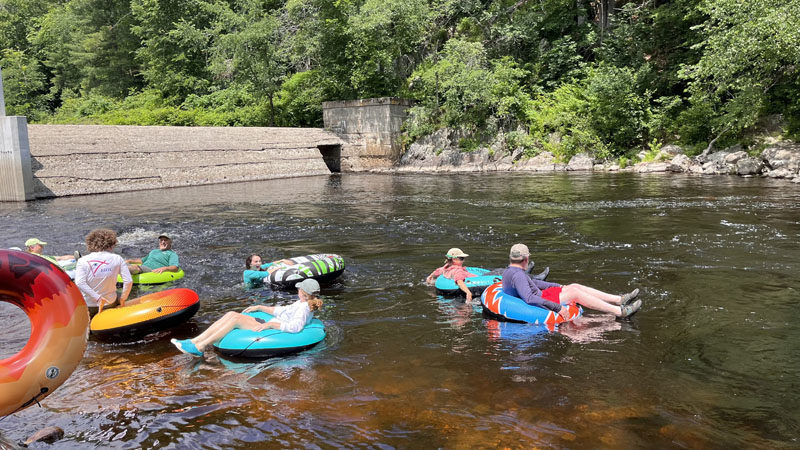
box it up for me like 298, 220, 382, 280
322, 97, 413, 170
1, 97, 412, 200
0, 116, 34, 201
26, 125, 344, 198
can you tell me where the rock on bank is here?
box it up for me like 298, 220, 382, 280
396, 129, 800, 183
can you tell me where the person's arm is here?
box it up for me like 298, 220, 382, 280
152, 265, 178, 274
55, 254, 74, 261
532, 279, 561, 290
75, 260, 102, 305
118, 261, 133, 306
426, 267, 444, 285
513, 271, 561, 313
456, 280, 473, 302
243, 304, 276, 315
125, 258, 143, 264
243, 270, 270, 283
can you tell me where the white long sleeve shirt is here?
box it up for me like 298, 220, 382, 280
270, 300, 314, 333
75, 251, 132, 307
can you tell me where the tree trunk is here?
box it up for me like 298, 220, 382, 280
269, 94, 275, 127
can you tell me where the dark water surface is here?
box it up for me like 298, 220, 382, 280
1, 173, 799, 448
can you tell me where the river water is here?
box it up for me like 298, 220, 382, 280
1, 172, 799, 448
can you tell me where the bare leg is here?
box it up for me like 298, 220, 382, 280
569, 284, 623, 304
559, 284, 622, 316
191, 312, 264, 351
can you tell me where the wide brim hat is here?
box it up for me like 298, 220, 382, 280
446, 248, 469, 258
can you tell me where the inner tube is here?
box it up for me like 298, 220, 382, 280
90, 288, 199, 337
0, 250, 89, 417
57, 258, 76, 280
250, 254, 345, 288
435, 267, 501, 296
480, 282, 582, 326
117, 268, 185, 285
213, 311, 326, 358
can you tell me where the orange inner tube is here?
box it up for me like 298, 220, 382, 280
0, 250, 89, 417
90, 288, 199, 334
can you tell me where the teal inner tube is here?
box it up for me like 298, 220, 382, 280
434, 267, 501, 296
212, 311, 326, 358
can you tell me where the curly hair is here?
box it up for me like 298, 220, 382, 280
307, 297, 323, 311
85, 229, 117, 252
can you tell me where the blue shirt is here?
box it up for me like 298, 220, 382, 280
501, 266, 562, 312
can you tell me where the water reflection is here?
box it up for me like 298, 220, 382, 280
1, 173, 799, 447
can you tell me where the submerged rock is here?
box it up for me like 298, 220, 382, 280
24, 427, 64, 445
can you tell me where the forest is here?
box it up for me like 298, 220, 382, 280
1, 0, 798, 162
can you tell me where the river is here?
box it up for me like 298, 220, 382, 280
1, 172, 799, 448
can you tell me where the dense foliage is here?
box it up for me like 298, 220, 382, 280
1, 0, 798, 160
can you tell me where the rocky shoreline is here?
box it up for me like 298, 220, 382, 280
396, 129, 800, 183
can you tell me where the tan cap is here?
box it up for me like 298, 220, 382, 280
446, 248, 469, 258
25, 238, 47, 247
509, 243, 530, 260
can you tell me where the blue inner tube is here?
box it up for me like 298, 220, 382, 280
480, 282, 582, 325
434, 267, 501, 296
212, 311, 326, 358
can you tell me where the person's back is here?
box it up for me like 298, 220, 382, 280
74, 229, 132, 314
76, 251, 126, 306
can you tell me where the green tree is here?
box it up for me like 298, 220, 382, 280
130, 0, 223, 102
209, 2, 285, 125
345, 0, 432, 97
682, 0, 800, 153
0, 49, 51, 119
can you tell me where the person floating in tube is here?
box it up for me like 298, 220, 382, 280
24, 238, 75, 264
126, 234, 180, 274
426, 248, 548, 303
502, 243, 642, 320
171, 278, 323, 357
242, 254, 295, 287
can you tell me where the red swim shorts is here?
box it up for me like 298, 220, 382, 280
541, 287, 563, 303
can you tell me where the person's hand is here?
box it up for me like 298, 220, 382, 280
558, 306, 571, 319
243, 305, 260, 313
152, 267, 165, 274
465, 292, 473, 303
253, 322, 273, 332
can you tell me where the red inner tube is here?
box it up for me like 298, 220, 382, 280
0, 250, 89, 417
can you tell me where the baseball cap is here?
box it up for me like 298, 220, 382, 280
295, 278, 321, 296
509, 243, 530, 260
446, 248, 469, 258
25, 238, 47, 247
158, 234, 171, 240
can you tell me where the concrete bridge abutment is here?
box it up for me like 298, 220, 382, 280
322, 97, 413, 171
0, 67, 35, 202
